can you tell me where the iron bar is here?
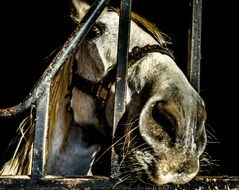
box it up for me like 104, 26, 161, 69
187, 0, 202, 92
113, 0, 132, 138
31, 82, 50, 179
111, 0, 132, 177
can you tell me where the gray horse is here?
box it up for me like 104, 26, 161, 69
0, 0, 207, 186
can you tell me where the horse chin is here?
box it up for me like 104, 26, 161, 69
148, 155, 200, 185
117, 140, 200, 186
121, 139, 200, 186
150, 171, 198, 185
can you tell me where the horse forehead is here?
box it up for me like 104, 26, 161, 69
98, 11, 119, 38
99, 11, 119, 25
91, 11, 158, 70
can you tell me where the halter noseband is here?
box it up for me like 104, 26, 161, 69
70, 44, 174, 135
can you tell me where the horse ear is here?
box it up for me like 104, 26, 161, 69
72, 0, 90, 22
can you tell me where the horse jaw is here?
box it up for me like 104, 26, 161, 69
47, 126, 101, 175
47, 41, 106, 176
47, 84, 102, 175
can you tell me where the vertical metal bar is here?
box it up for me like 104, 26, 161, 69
31, 82, 50, 179
113, 0, 132, 135
111, 0, 132, 177
187, 0, 202, 92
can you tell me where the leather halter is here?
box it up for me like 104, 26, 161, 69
70, 44, 174, 135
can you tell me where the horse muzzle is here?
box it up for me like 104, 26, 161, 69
137, 96, 207, 185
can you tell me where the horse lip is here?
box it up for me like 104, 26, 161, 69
152, 168, 198, 185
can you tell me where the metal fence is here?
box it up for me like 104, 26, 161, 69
0, 0, 239, 189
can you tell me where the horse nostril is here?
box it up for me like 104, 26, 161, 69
152, 102, 176, 145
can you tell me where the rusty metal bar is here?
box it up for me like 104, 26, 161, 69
31, 82, 50, 179
111, 0, 132, 177
0, 176, 239, 189
187, 0, 202, 92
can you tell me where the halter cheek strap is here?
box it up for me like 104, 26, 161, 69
70, 59, 116, 136
71, 61, 116, 105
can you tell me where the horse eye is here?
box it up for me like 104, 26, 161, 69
87, 24, 103, 40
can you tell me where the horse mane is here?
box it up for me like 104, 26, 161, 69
0, 56, 73, 175
0, 114, 34, 175
47, 56, 73, 153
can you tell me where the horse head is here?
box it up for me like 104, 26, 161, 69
0, 0, 207, 186
71, 0, 207, 185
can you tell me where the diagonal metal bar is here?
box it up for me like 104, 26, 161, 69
0, 0, 110, 118
111, 0, 132, 177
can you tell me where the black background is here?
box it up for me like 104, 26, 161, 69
0, 0, 238, 175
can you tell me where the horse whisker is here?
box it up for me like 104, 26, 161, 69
93, 125, 139, 165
